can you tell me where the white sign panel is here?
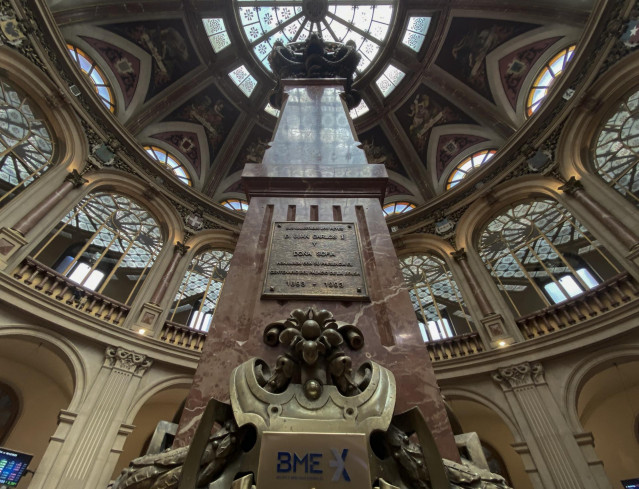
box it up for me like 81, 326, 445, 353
257, 432, 371, 489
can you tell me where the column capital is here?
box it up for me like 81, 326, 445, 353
451, 248, 467, 262
492, 361, 545, 390
105, 346, 153, 375
64, 169, 88, 188
175, 241, 190, 256
558, 176, 584, 195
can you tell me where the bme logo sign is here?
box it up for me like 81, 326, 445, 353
277, 448, 351, 481
257, 432, 371, 488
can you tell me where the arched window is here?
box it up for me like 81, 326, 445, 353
0, 382, 19, 444
593, 88, 639, 208
447, 149, 497, 189
478, 199, 621, 317
400, 254, 473, 342
33, 192, 163, 305
0, 78, 54, 207
168, 249, 233, 331
382, 201, 415, 217
144, 146, 192, 186
67, 44, 115, 113
526, 45, 575, 116
221, 199, 248, 212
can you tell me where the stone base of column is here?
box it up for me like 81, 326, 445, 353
133, 302, 164, 335
480, 313, 515, 348
0, 227, 27, 271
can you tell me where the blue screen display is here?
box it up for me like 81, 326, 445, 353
622, 479, 639, 489
0, 448, 33, 487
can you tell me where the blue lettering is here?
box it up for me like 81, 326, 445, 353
277, 452, 291, 473
309, 453, 323, 474
293, 453, 308, 472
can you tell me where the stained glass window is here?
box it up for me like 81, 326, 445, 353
375, 64, 405, 97
221, 198, 249, 212
382, 201, 415, 217
478, 199, 621, 317
527, 45, 575, 116
169, 249, 233, 331
228, 65, 258, 97
593, 89, 639, 208
235, 1, 396, 74
349, 99, 369, 119
202, 18, 232, 53
34, 192, 164, 305
0, 79, 54, 207
447, 149, 497, 189
144, 146, 192, 186
402, 17, 431, 52
400, 254, 474, 342
67, 44, 115, 113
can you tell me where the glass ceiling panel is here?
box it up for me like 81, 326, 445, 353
234, 1, 397, 75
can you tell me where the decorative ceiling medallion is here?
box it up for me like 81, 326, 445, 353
302, 0, 328, 22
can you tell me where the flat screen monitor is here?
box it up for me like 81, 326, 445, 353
622, 479, 639, 489
0, 448, 33, 487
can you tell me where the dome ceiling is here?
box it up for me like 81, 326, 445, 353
47, 0, 596, 206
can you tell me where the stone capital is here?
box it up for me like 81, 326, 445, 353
105, 346, 153, 375
175, 241, 190, 256
451, 248, 467, 262
558, 176, 584, 195
64, 169, 88, 188
492, 361, 544, 390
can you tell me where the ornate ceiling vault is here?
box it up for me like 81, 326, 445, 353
15, 0, 617, 221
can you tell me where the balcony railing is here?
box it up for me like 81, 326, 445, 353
516, 272, 639, 339
426, 331, 485, 362
160, 321, 207, 352
13, 257, 129, 326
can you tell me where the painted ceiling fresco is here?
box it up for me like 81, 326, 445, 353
435, 134, 488, 180
150, 131, 202, 177
228, 125, 273, 176
359, 125, 409, 179
436, 18, 539, 102
81, 36, 140, 109
101, 19, 200, 101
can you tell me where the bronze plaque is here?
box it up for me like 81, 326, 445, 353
263, 221, 368, 300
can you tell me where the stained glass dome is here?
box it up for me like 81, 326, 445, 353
235, 0, 397, 74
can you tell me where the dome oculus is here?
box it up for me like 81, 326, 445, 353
235, 1, 396, 74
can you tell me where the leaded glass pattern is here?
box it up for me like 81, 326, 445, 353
593, 89, 639, 207
400, 254, 473, 342
34, 192, 163, 305
0, 79, 54, 207
375, 64, 405, 97
478, 199, 621, 317
349, 99, 369, 119
169, 249, 233, 331
235, 1, 396, 74
203, 18, 232, 53
144, 146, 192, 186
382, 201, 415, 217
221, 199, 249, 212
67, 44, 115, 112
265, 103, 281, 117
527, 45, 575, 116
447, 149, 497, 189
401, 17, 430, 52
228, 65, 258, 97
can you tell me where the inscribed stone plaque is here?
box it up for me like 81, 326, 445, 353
257, 432, 371, 489
262, 222, 368, 300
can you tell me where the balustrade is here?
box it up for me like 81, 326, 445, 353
516, 272, 639, 339
159, 321, 207, 351
13, 257, 129, 325
426, 332, 485, 362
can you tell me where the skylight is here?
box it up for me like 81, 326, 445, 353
229, 65, 258, 97
349, 99, 369, 119
375, 64, 405, 97
202, 18, 232, 53
235, 1, 396, 75
402, 17, 431, 52
265, 103, 280, 117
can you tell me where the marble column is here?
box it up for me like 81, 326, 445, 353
176, 79, 460, 461
0, 170, 87, 270
30, 346, 152, 489
451, 249, 514, 346
559, 177, 639, 264
492, 362, 611, 489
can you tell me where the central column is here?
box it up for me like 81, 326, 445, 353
177, 49, 458, 461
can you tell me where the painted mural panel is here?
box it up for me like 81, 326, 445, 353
436, 18, 538, 102
228, 125, 273, 175
150, 131, 202, 177
359, 125, 409, 178
102, 19, 200, 101
436, 134, 488, 179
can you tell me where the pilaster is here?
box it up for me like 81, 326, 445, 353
0, 227, 28, 270
492, 362, 611, 489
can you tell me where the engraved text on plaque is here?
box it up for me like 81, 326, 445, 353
263, 222, 368, 300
